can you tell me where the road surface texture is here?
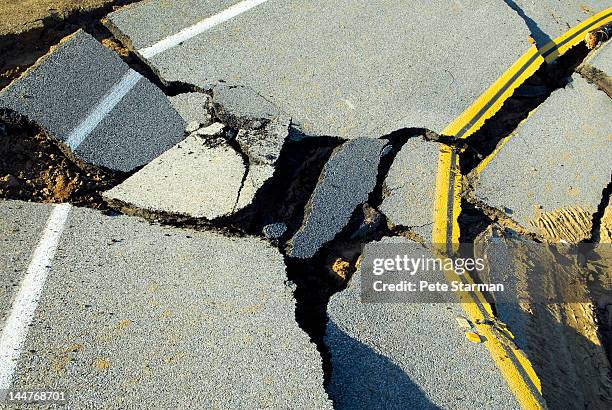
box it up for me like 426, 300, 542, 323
0, 30, 185, 173
1, 200, 331, 408
502, 1, 602, 47
1, 1, 612, 409
325, 237, 520, 409
106, 0, 533, 138
473, 73, 612, 242
379, 137, 441, 243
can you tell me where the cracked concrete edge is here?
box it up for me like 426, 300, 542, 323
577, 63, 612, 98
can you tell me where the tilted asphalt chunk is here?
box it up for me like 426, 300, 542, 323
103, 134, 246, 220
379, 136, 441, 242
287, 138, 387, 259
0, 30, 185, 173
169, 92, 213, 127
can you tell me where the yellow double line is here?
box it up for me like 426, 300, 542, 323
431, 8, 612, 410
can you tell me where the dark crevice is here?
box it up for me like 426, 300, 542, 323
457, 199, 493, 243
461, 42, 591, 175
591, 178, 612, 242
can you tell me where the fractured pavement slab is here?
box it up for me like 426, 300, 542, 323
287, 138, 387, 259
168, 92, 212, 127
0, 30, 185, 173
105, 114, 290, 219
3, 201, 332, 408
503, 1, 606, 46
325, 236, 519, 409
379, 137, 440, 242
474, 74, 612, 242
104, 134, 246, 219
106, 0, 530, 138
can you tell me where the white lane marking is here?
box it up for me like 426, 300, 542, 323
138, 0, 270, 59
65, 69, 142, 150
0, 204, 72, 390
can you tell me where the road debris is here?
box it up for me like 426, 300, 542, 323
103, 133, 245, 219
287, 138, 387, 259
169, 91, 213, 127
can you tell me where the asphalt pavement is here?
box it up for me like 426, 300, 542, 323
107, 0, 532, 138
1, 200, 331, 408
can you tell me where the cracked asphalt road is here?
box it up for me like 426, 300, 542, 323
1, 1, 611, 409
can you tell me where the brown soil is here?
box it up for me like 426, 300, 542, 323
0, 0, 138, 90
0, 119, 119, 207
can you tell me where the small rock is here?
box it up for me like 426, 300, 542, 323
195, 122, 225, 137
2, 174, 20, 188
185, 121, 201, 133
263, 223, 287, 239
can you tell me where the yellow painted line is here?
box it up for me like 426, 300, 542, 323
430, 8, 612, 410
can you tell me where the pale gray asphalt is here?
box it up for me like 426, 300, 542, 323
379, 137, 440, 242
0, 31, 185, 173
287, 138, 387, 259
474, 74, 612, 235
0, 201, 51, 328
106, 0, 239, 51
325, 237, 520, 409
506, 1, 604, 46
107, 0, 530, 138
1, 200, 331, 409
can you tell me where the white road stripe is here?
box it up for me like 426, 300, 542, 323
0, 203, 72, 390
138, 0, 270, 59
65, 69, 142, 150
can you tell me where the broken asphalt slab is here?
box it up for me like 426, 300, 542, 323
106, 0, 531, 138
473, 73, 612, 242
103, 133, 246, 219
287, 137, 387, 259
168, 92, 212, 127
105, 109, 290, 220
0, 30, 185, 173
379, 137, 440, 242
325, 236, 520, 409
1, 200, 332, 408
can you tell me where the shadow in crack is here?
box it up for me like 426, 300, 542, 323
325, 321, 440, 410
502, 0, 553, 50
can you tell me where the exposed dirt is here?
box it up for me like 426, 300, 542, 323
475, 226, 612, 409
0, 0, 139, 90
0, 119, 119, 208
